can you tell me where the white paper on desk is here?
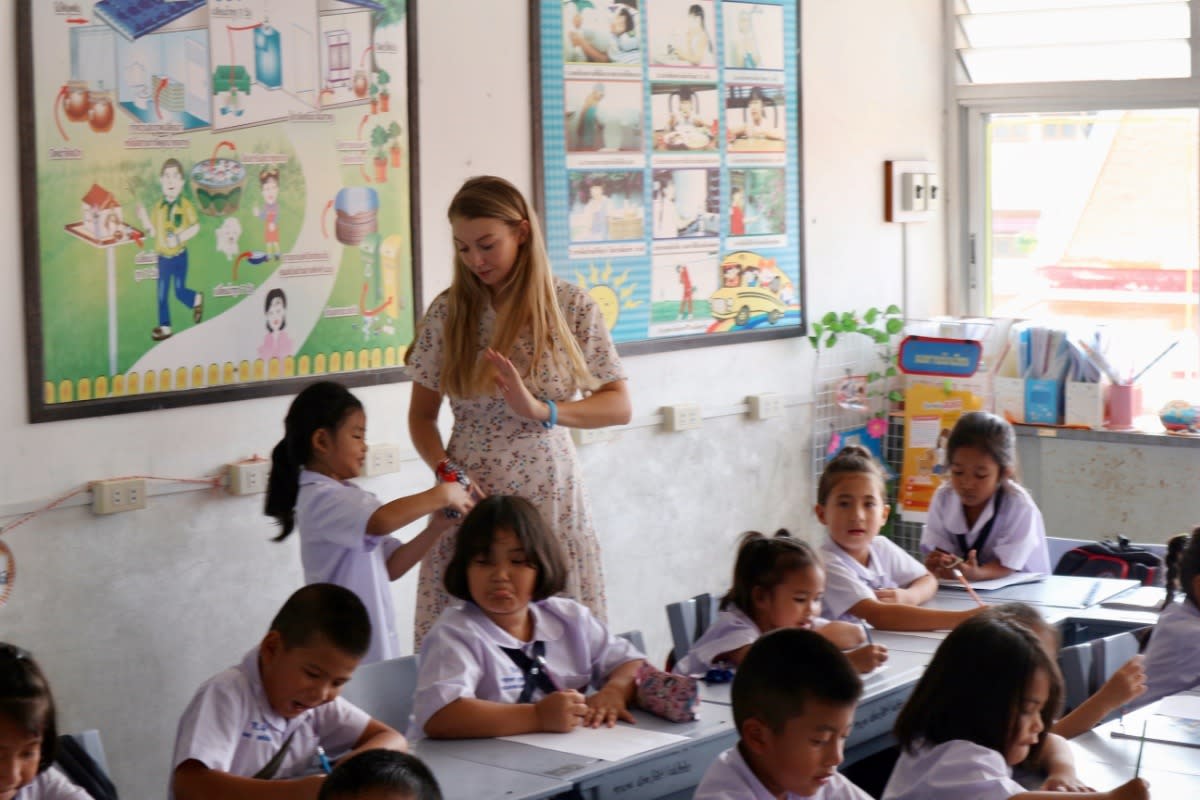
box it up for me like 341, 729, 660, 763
1162, 695, 1200, 721
1099, 586, 1167, 611
498, 725, 688, 761
938, 572, 1047, 591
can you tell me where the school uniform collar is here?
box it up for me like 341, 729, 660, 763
947, 487, 999, 536
823, 535, 883, 580
464, 599, 565, 647
299, 468, 350, 488
238, 647, 306, 735
728, 743, 803, 799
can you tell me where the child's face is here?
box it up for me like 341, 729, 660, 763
452, 215, 527, 291
161, 166, 184, 202
752, 564, 825, 632
815, 473, 890, 560
259, 631, 360, 720
312, 408, 367, 481
0, 716, 40, 800
679, 99, 693, 117
589, 184, 605, 199
266, 297, 286, 332
467, 528, 538, 624
744, 699, 856, 797
262, 178, 279, 205
749, 98, 764, 123
1006, 668, 1049, 765
948, 445, 1003, 513
610, 11, 627, 35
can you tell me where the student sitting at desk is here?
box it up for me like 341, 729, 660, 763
693, 628, 872, 800
817, 446, 984, 631
170, 584, 406, 800
317, 750, 441, 800
413, 496, 646, 738
1139, 526, 1200, 709
883, 614, 1148, 800
673, 529, 887, 676
921, 413, 1050, 582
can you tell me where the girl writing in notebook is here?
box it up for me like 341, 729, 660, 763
883, 614, 1148, 800
922, 412, 1050, 581
1139, 526, 1200, 708
673, 529, 887, 675
412, 496, 645, 738
817, 445, 984, 630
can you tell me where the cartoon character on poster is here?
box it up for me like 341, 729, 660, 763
676, 264, 694, 320
258, 288, 293, 362
836, 375, 869, 412
137, 158, 203, 342
254, 167, 282, 261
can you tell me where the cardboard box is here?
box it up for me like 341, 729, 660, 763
1025, 378, 1064, 424
1065, 381, 1107, 429
994, 377, 1026, 424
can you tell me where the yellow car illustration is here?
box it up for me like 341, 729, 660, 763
710, 252, 791, 326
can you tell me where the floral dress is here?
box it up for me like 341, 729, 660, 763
406, 278, 626, 647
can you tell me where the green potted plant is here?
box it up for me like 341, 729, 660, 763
387, 120, 403, 167
376, 68, 391, 112
370, 124, 390, 183
808, 304, 905, 417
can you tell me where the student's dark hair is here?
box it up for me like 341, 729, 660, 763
893, 614, 1062, 758
732, 628, 861, 733
816, 444, 887, 505
265, 381, 363, 541
986, 602, 1060, 651
264, 288, 287, 332
259, 166, 280, 187
269, 583, 372, 658
946, 411, 1017, 478
0, 643, 58, 772
318, 749, 442, 800
720, 529, 820, 617
1164, 526, 1200, 608
161, 157, 184, 177
614, 6, 634, 33
444, 495, 568, 602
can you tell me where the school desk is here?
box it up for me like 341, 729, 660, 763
1061, 713, 1200, 796
940, 575, 1141, 609
407, 741, 572, 800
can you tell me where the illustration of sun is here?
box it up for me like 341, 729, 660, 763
576, 262, 641, 331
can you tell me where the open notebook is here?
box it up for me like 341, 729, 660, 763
937, 572, 1047, 591
1111, 696, 1200, 750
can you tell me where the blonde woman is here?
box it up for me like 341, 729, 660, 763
406, 176, 632, 646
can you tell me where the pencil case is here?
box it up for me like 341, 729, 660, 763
634, 663, 699, 722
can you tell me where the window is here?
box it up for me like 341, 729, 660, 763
955, 3, 1200, 416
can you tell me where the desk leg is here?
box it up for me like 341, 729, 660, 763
106, 247, 117, 376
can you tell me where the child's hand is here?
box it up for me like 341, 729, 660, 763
956, 550, 983, 581
1096, 655, 1147, 709
584, 686, 635, 728
874, 587, 909, 604
924, 549, 959, 578
1108, 778, 1150, 800
1042, 772, 1094, 792
847, 644, 888, 674
436, 481, 475, 516
535, 690, 588, 733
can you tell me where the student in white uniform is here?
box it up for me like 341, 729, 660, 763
414, 495, 645, 738
266, 381, 475, 664
673, 530, 886, 676
171, 584, 406, 800
694, 628, 872, 800
921, 412, 1050, 581
817, 445, 984, 631
317, 749, 441, 800
0, 644, 90, 800
1139, 527, 1200, 708
883, 614, 1148, 800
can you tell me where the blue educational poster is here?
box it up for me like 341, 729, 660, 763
538, 1, 805, 347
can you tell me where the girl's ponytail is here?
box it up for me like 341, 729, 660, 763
720, 529, 818, 615
1163, 526, 1200, 608
265, 437, 301, 541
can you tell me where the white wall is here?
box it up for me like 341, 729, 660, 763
0, 1, 946, 795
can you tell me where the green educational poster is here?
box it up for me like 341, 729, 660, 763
18, 0, 416, 421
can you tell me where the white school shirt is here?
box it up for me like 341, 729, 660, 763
411, 596, 645, 736
169, 648, 370, 793
15, 768, 90, 800
1137, 598, 1200, 709
694, 744, 871, 800
920, 482, 1050, 574
820, 536, 930, 621
296, 469, 403, 664
882, 740, 1024, 800
673, 608, 833, 676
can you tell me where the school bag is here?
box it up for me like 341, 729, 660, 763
1053, 536, 1164, 586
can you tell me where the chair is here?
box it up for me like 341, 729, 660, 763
1090, 630, 1145, 695
339, 654, 419, 732
68, 729, 109, 775
617, 629, 646, 654
665, 592, 718, 665
1058, 642, 1093, 713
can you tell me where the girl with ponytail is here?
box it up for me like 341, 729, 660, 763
265, 380, 474, 663
1137, 526, 1200, 707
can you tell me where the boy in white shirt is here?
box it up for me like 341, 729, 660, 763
694, 628, 871, 800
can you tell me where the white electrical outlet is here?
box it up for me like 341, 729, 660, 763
662, 403, 703, 432
571, 427, 615, 446
747, 393, 785, 420
90, 478, 148, 515
363, 443, 403, 477
228, 460, 271, 495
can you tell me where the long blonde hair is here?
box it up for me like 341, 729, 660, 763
413, 176, 596, 399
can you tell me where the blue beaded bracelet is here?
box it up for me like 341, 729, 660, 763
541, 398, 558, 429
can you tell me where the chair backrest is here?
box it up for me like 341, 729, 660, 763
69, 729, 108, 774
1047, 537, 1093, 570
1057, 642, 1093, 713
339, 654, 419, 733
1090, 630, 1144, 697
617, 629, 646, 655
665, 592, 718, 663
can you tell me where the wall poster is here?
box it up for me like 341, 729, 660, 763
19, 0, 418, 422
534, 0, 805, 353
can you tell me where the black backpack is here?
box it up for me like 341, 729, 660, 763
1053, 536, 1164, 586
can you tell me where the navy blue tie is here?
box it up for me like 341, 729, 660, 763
499, 641, 557, 703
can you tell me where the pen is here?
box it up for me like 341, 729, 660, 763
1081, 580, 1100, 607
953, 568, 986, 607
1130, 339, 1179, 385
316, 745, 333, 775
861, 621, 874, 646
534, 652, 563, 692
1134, 719, 1147, 779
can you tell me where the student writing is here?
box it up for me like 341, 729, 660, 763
1138, 526, 1200, 708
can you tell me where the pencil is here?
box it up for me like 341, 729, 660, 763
1134, 719, 1147, 778
1081, 580, 1100, 607
861, 621, 873, 645
954, 569, 986, 607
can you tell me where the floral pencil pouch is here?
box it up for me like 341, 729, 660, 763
634, 662, 699, 722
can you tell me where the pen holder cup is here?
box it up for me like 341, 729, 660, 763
1105, 384, 1141, 430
